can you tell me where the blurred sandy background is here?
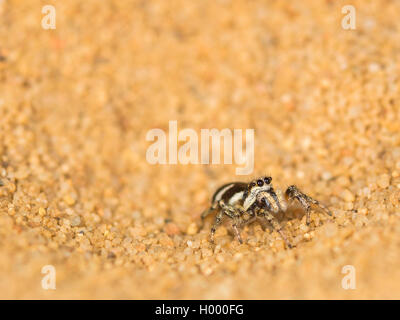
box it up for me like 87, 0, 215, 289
0, 0, 400, 299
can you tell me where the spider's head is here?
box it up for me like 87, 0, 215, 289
243, 176, 273, 211
247, 176, 272, 191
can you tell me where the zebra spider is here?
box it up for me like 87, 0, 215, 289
201, 176, 332, 248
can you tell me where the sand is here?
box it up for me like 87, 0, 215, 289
0, 0, 400, 299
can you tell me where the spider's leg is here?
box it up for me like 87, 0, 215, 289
239, 215, 257, 228
218, 201, 239, 214
228, 219, 243, 244
219, 202, 244, 244
285, 185, 332, 225
200, 202, 219, 229
260, 208, 292, 249
210, 209, 224, 243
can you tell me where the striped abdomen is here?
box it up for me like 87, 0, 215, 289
211, 182, 247, 206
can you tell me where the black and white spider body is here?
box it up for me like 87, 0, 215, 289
201, 176, 332, 248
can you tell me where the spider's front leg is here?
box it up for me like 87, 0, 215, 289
258, 208, 292, 249
285, 185, 332, 225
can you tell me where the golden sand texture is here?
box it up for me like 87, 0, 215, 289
1, 0, 400, 299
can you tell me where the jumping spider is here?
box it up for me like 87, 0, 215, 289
201, 176, 332, 248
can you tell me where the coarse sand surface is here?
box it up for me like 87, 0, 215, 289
1, 0, 400, 299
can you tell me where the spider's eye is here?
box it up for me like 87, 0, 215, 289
250, 182, 256, 188
264, 177, 272, 184
257, 179, 263, 186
